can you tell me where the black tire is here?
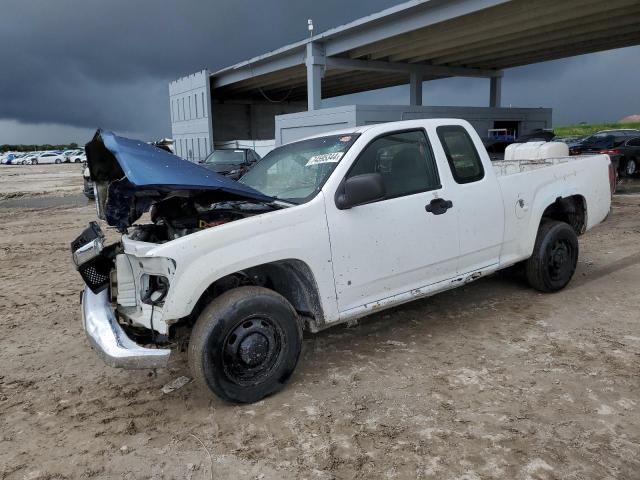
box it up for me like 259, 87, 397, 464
31, 159, 38, 165
55, 159, 62, 164
623, 158, 637, 177
188, 286, 302, 403
525, 220, 578, 293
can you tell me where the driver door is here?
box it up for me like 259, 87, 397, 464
324, 129, 460, 313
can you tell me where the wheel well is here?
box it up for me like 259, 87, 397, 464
541, 195, 586, 235
191, 259, 324, 332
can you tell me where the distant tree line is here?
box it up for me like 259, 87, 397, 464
0, 142, 80, 153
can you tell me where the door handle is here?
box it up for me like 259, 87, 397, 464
425, 198, 453, 215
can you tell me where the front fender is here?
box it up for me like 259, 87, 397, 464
146, 194, 338, 323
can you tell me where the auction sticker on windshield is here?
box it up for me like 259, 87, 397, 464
306, 152, 343, 166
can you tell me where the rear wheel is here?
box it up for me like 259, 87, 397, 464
188, 286, 303, 403
525, 220, 578, 292
623, 158, 637, 177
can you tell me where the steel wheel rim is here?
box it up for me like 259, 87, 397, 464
547, 239, 573, 282
221, 316, 283, 385
626, 160, 636, 176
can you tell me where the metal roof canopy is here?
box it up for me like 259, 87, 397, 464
210, 0, 640, 109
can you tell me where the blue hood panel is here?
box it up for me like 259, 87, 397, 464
86, 130, 272, 230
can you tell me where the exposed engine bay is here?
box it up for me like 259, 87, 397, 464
128, 197, 278, 243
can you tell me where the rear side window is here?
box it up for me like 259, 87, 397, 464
347, 130, 440, 199
627, 138, 640, 147
437, 125, 484, 184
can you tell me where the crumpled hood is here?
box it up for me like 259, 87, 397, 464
85, 129, 272, 231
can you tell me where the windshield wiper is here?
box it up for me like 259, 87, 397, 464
269, 197, 298, 207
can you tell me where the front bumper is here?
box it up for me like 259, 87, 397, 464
81, 287, 170, 369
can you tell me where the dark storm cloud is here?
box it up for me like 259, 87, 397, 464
0, 0, 399, 138
1, 0, 639, 141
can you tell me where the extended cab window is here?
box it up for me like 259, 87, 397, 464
437, 125, 484, 184
347, 130, 439, 198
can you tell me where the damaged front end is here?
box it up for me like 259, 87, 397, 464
71, 129, 278, 369
85, 129, 274, 233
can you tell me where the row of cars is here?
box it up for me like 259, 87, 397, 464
0, 148, 87, 165
561, 129, 640, 177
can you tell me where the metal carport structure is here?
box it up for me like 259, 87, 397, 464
169, 0, 640, 158
211, 0, 640, 108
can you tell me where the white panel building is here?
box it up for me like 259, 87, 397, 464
168, 70, 213, 162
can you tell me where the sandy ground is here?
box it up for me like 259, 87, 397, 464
1, 165, 639, 479
0, 164, 83, 199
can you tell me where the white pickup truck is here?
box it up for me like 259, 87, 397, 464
72, 120, 614, 403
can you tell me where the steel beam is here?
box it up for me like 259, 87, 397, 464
213, 48, 305, 88
424, 5, 640, 65
325, 56, 500, 78
409, 72, 423, 106
489, 76, 501, 108
306, 42, 325, 110
485, 31, 640, 70
324, 0, 511, 57
451, 21, 640, 67
381, 0, 612, 62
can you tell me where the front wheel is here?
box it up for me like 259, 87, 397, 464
31, 159, 38, 165
55, 159, 62, 164
525, 220, 578, 292
188, 286, 303, 403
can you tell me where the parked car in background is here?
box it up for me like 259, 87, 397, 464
569, 130, 640, 177
569, 135, 620, 172
614, 137, 640, 177
554, 135, 588, 148
200, 148, 261, 179
35, 152, 66, 164
20, 152, 40, 165
69, 151, 87, 163
569, 129, 640, 155
63, 149, 86, 163
13, 153, 31, 165
7, 152, 38, 165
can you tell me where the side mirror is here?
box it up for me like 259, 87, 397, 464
335, 172, 385, 210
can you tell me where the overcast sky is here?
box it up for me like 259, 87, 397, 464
1, 0, 639, 144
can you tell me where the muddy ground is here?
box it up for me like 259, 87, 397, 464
1, 164, 639, 479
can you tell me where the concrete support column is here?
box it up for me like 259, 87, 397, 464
306, 42, 325, 111
490, 75, 502, 108
409, 72, 423, 106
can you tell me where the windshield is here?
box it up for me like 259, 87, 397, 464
239, 134, 360, 204
204, 149, 246, 165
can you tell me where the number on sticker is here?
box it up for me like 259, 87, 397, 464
306, 152, 343, 166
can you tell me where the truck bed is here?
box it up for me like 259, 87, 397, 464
493, 153, 612, 268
